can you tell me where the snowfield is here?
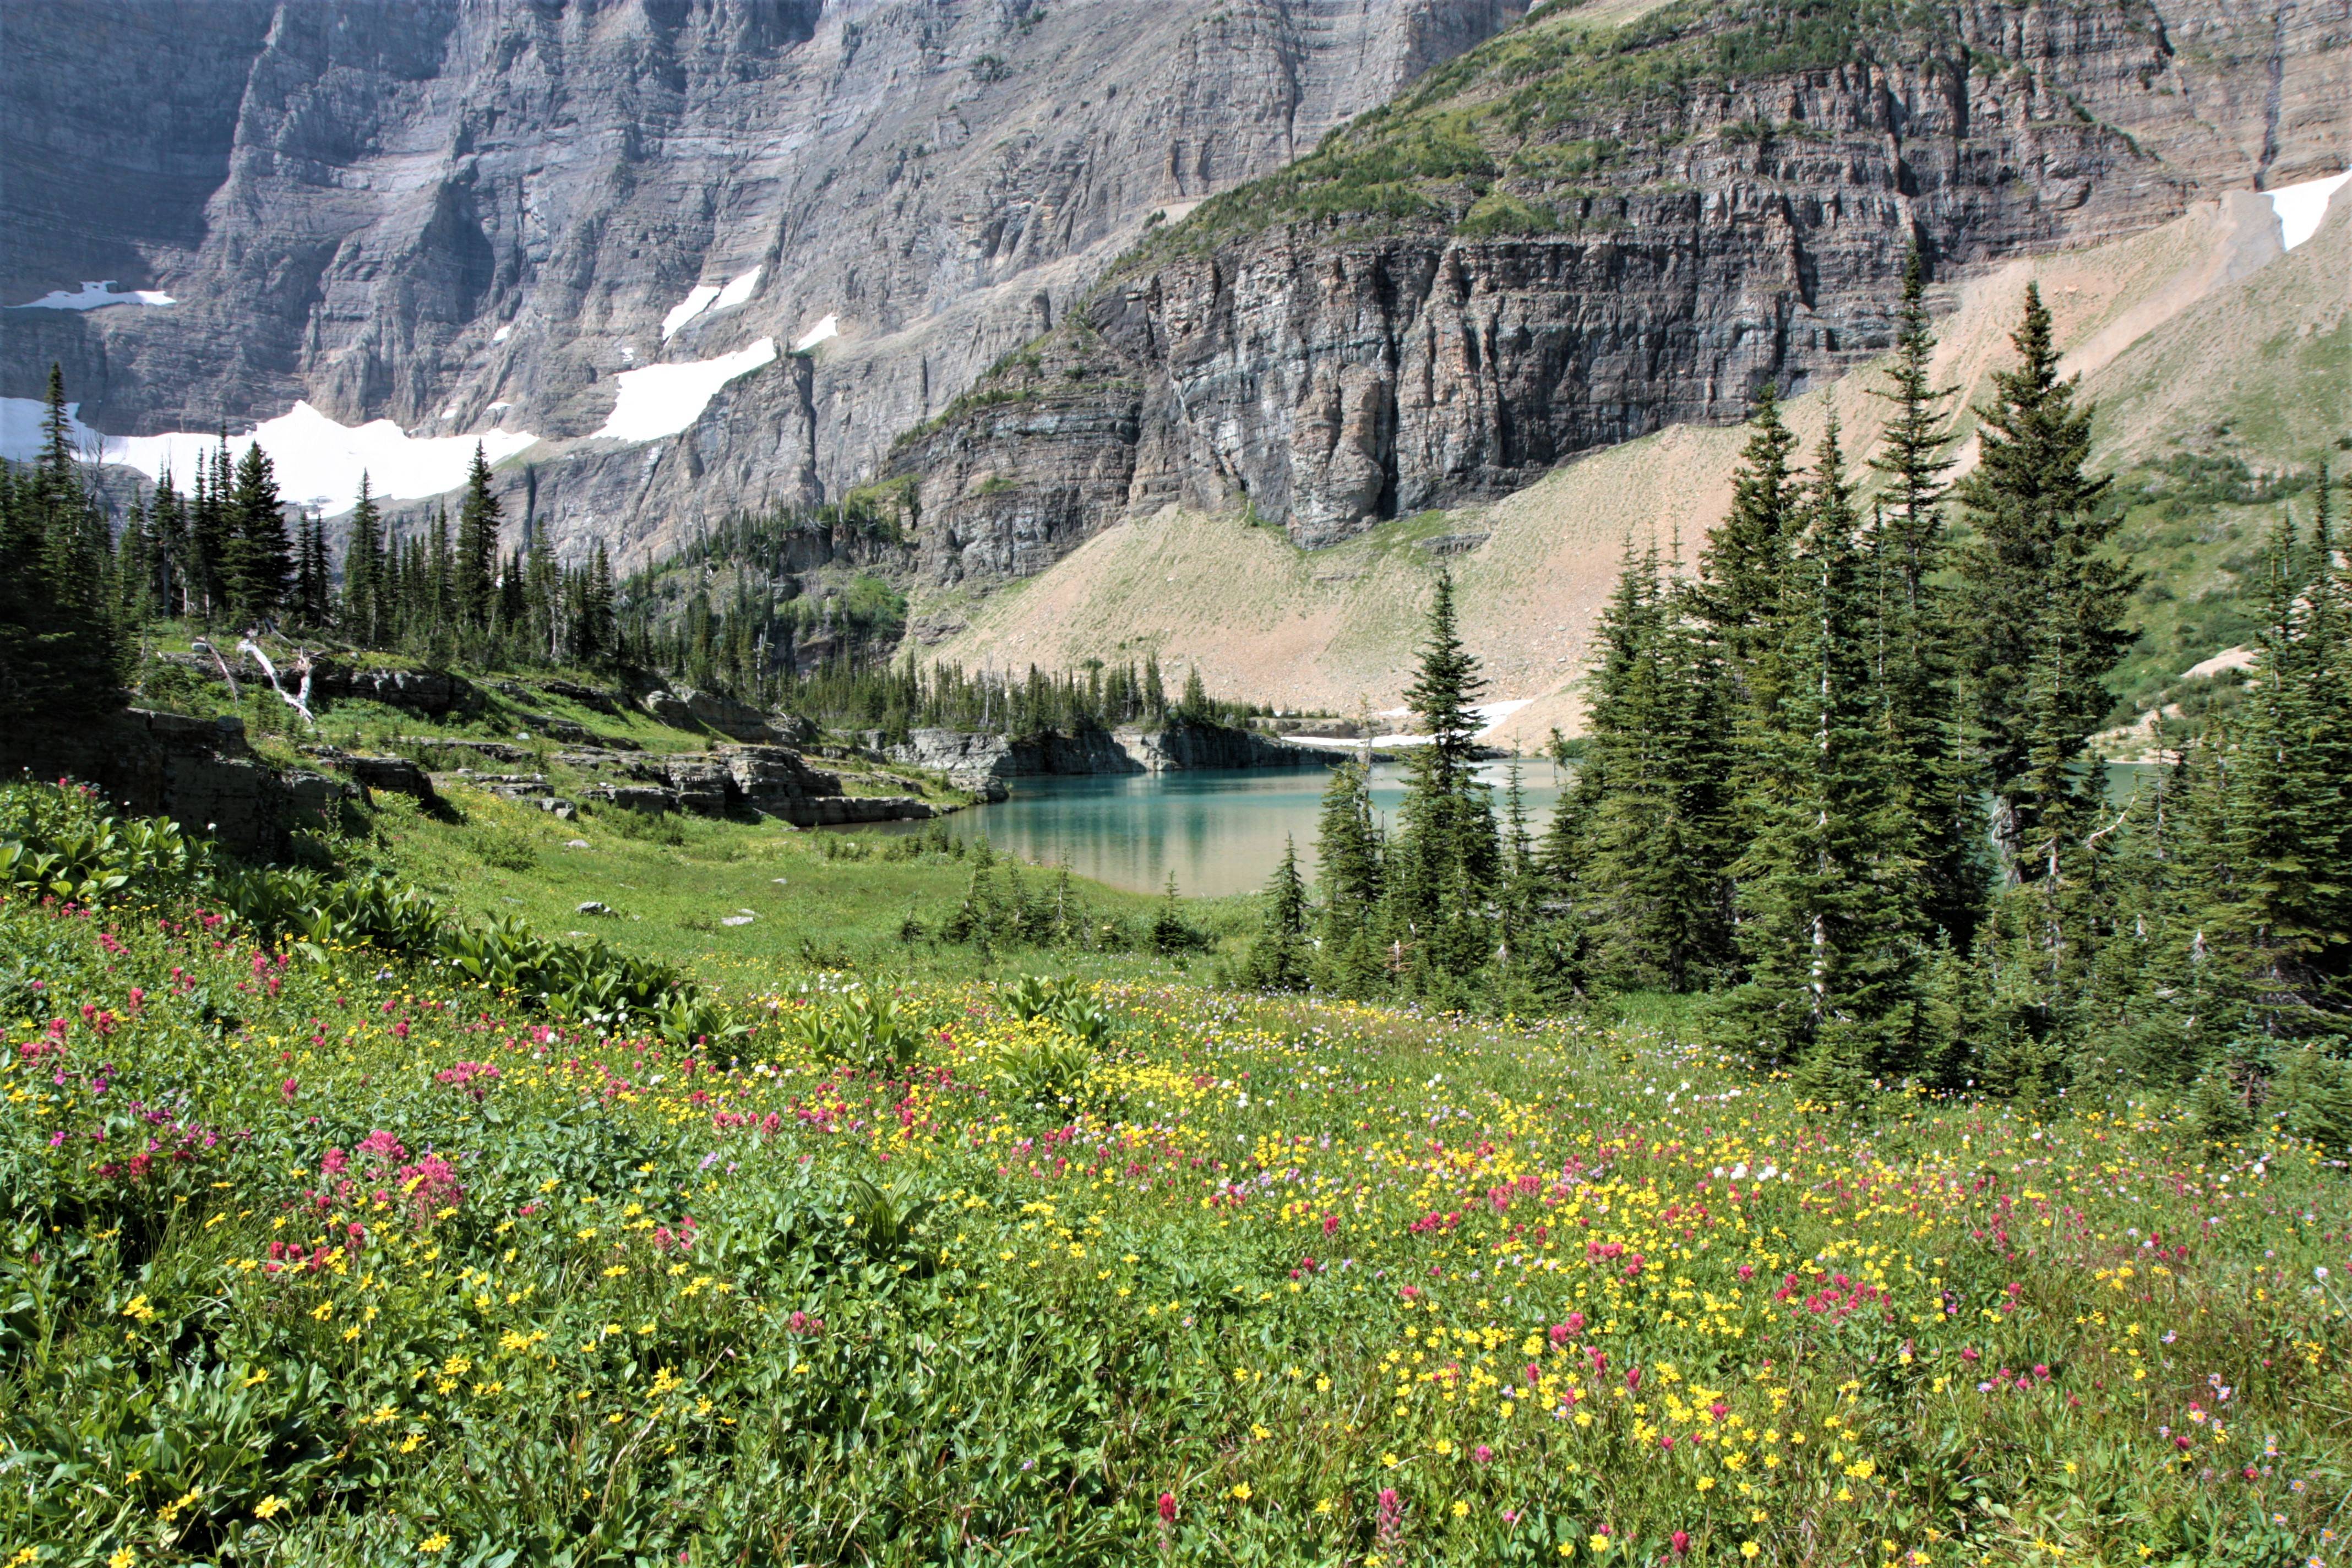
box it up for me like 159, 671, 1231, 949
0, 398, 539, 511
11, 280, 176, 310
591, 338, 778, 443
2269, 167, 2351, 251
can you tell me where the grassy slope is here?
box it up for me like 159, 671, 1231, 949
919, 192, 2352, 749
367, 787, 1259, 992
5, 846, 2349, 1565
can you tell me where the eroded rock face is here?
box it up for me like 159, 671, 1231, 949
6, 0, 1527, 561
892, 0, 2352, 572
1, 709, 347, 859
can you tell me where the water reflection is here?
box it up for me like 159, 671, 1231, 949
873, 759, 2163, 899
875, 760, 1569, 897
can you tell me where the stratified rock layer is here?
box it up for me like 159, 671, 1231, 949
890, 0, 2352, 575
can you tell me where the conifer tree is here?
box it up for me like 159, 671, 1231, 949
224, 441, 291, 626
149, 470, 188, 617
1953, 284, 2132, 879
0, 366, 127, 723
1245, 837, 1312, 990
344, 473, 385, 645
1565, 543, 1731, 990
1698, 383, 1801, 711
454, 444, 501, 629
1311, 756, 1386, 993
1383, 570, 1500, 992
1867, 249, 1984, 947
1713, 418, 1920, 1090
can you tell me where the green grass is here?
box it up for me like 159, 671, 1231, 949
368, 787, 1261, 990
4, 791, 2348, 1566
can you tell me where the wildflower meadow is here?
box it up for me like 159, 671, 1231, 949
3, 781, 2350, 1567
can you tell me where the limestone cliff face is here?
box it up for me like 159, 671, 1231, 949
3, 0, 1525, 562
890, 0, 2352, 578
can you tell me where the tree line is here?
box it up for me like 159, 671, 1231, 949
3, 365, 1268, 744
1269, 264, 2351, 1138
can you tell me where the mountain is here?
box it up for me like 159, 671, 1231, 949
885, 0, 2349, 587
2, 0, 1527, 557
911, 175, 2352, 747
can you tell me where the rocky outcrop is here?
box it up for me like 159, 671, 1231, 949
637, 688, 799, 744
891, 0, 2352, 574
8, 0, 1527, 562
3, 708, 347, 859
882, 721, 1330, 780
1120, 721, 1333, 772
545, 742, 937, 827
301, 748, 439, 802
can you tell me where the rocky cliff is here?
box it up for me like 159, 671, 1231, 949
889, 0, 2352, 578
4, 0, 1524, 562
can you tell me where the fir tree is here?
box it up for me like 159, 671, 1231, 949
224, 441, 291, 626
1867, 248, 1984, 948
1384, 570, 1500, 992
0, 366, 127, 724
1713, 418, 1921, 1091
1698, 383, 1802, 711
454, 445, 501, 629
344, 473, 385, 644
1953, 284, 2132, 880
1565, 543, 1731, 991
1312, 756, 1386, 993
1244, 837, 1312, 990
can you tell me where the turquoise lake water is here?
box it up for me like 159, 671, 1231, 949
880, 760, 1570, 897
878, 760, 2160, 900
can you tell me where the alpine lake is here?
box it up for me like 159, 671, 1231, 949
873, 758, 2162, 899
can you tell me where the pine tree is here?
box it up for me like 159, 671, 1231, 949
1384, 570, 1500, 993
1867, 249, 1984, 948
454, 444, 501, 629
224, 441, 291, 626
1953, 284, 2132, 880
1244, 837, 1312, 990
344, 473, 385, 645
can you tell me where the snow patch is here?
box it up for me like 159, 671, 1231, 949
712, 266, 762, 312
661, 285, 722, 341
2268, 169, 2352, 251
1471, 699, 1534, 736
792, 313, 840, 353
0, 398, 539, 511
661, 267, 763, 340
1285, 699, 1537, 752
591, 338, 778, 442
12, 280, 176, 311
492, 323, 514, 343
486, 400, 513, 413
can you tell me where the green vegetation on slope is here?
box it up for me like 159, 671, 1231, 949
3, 775, 2348, 1566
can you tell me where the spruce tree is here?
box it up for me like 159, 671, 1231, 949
1384, 570, 1500, 993
344, 473, 385, 645
454, 444, 501, 629
1244, 837, 1313, 990
1953, 284, 2132, 879
224, 441, 291, 626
